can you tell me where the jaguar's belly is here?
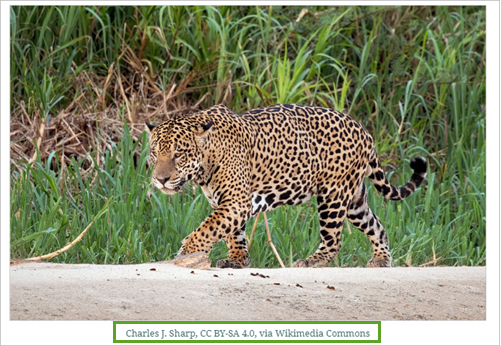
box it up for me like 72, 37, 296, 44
251, 191, 312, 216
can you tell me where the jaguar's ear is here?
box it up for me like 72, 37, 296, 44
145, 121, 156, 134
194, 120, 213, 143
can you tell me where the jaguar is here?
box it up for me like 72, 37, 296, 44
145, 104, 427, 268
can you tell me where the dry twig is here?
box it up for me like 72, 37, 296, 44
247, 212, 285, 268
23, 198, 112, 262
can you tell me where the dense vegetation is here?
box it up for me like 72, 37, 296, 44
10, 6, 486, 267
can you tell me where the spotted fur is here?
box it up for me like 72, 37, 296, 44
146, 104, 427, 268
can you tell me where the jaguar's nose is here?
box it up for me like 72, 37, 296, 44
157, 176, 170, 185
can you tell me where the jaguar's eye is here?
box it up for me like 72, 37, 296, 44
174, 152, 183, 159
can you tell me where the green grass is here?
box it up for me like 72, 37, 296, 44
10, 6, 486, 267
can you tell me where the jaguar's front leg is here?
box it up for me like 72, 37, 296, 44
216, 227, 250, 268
177, 205, 251, 268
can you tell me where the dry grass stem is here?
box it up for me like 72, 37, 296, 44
263, 212, 285, 268
24, 219, 97, 261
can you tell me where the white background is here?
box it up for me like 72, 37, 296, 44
1, 1, 499, 345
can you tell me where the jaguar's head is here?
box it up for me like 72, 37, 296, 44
145, 117, 213, 195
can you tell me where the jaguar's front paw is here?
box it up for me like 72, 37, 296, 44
177, 234, 199, 256
177, 243, 194, 257
216, 258, 249, 269
177, 246, 188, 257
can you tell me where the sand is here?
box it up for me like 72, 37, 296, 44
10, 262, 485, 321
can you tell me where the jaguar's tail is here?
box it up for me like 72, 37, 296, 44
367, 152, 427, 201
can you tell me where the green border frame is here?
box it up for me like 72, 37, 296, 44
113, 321, 381, 343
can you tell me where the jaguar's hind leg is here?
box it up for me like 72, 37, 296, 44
293, 187, 351, 268
347, 182, 392, 267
